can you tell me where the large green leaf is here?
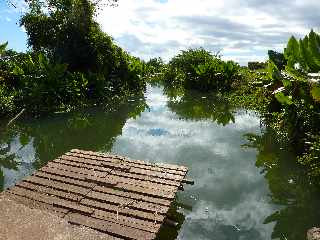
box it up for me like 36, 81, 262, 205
267, 60, 281, 81
311, 84, 320, 102
275, 91, 293, 105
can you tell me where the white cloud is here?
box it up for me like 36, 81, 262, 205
97, 0, 319, 65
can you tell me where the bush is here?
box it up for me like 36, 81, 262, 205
259, 30, 320, 182
163, 48, 241, 92
0, 0, 146, 116
0, 44, 145, 116
248, 61, 266, 70
268, 50, 286, 70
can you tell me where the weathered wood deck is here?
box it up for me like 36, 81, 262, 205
0, 149, 190, 240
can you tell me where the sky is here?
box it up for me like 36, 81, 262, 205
1, 0, 320, 65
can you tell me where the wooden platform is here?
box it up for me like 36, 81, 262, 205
0, 149, 190, 240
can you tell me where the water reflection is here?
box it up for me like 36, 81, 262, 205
0, 84, 318, 239
165, 86, 235, 126
0, 97, 147, 189
113, 86, 274, 239
244, 129, 320, 240
0, 128, 20, 190
156, 202, 187, 240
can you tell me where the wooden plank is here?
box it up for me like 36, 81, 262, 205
93, 209, 161, 233
93, 186, 171, 206
65, 212, 156, 240
61, 155, 129, 172
25, 175, 92, 196
86, 190, 169, 214
53, 158, 114, 174
70, 149, 188, 172
40, 166, 117, 187
68, 151, 187, 176
87, 174, 177, 193
80, 153, 186, 176
38, 166, 176, 200
51, 159, 180, 187
110, 169, 181, 187
53, 158, 89, 169
44, 161, 176, 192
106, 177, 176, 200
80, 199, 164, 223
16, 181, 82, 202
3, 192, 68, 218
60, 154, 185, 183
8, 186, 94, 215
127, 167, 184, 182
46, 162, 108, 178
34, 171, 95, 189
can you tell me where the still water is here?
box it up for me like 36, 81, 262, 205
0, 85, 319, 240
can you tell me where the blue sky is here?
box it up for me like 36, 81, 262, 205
1, 0, 320, 65
0, 1, 27, 51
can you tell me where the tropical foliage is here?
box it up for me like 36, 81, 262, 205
162, 48, 241, 92
0, 0, 146, 116
236, 30, 320, 184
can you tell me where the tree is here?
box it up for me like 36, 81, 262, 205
20, 0, 109, 71
268, 50, 286, 70
19, 0, 146, 94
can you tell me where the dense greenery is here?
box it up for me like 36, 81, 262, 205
248, 61, 266, 70
268, 50, 286, 70
144, 30, 320, 186
227, 30, 320, 184
0, 0, 145, 116
264, 30, 320, 183
160, 48, 241, 92
1, 0, 320, 201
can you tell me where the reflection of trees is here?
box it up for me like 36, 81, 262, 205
0, 97, 147, 187
165, 87, 235, 126
156, 201, 187, 240
243, 130, 320, 240
0, 128, 20, 191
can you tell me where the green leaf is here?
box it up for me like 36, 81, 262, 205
311, 84, 320, 102
0, 42, 8, 55
38, 53, 49, 70
267, 60, 281, 81
275, 92, 293, 105
12, 65, 24, 75
19, 133, 30, 147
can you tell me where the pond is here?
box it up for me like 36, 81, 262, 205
0, 84, 319, 240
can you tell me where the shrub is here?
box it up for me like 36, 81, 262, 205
261, 30, 320, 182
248, 61, 266, 70
164, 48, 240, 92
